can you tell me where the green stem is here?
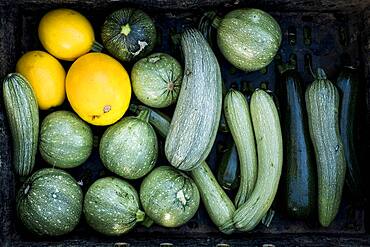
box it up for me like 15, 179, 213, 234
261, 209, 275, 227
137, 108, 150, 122
212, 15, 222, 29
316, 68, 327, 80
141, 216, 154, 228
136, 210, 145, 222
121, 23, 131, 36
91, 41, 103, 52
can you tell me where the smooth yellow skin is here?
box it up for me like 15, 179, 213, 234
38, 8, 94, 61
66, 53, 131, 126
16, 50, 66, 110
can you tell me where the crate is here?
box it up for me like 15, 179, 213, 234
1, 0, 370, 246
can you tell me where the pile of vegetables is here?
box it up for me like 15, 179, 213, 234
3, 6, 364, 238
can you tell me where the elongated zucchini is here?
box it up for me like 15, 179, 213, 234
232, 89, 283, 231
3, 73, 39, 176
281, 69, 316, 219
336, 67, 364, 201
305, 68, 346, 227
165, 28, 222, 171
224, 89, 257, 207
217, 140, 239, 191
134, 105, 235, 234
191, 162, 236, 234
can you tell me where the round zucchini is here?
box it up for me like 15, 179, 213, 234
132, 52, 183, 108
216, 8, 282, 72
140, 166, 200, 227
83, 177, 144, 235
99, 109, 158, 180
101, 8, 157, 63
16, 168, 83, 236
40, 111, 93, 169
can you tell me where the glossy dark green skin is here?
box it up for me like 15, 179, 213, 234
40, 111, 93, 169
99, 112, 158, 180
282, 70, 316, 219
336, 67, 364, 200
16, 168, 83, 236
217, 141, 240, 191
140, 166, 200, 227
101, 8, 157, 63
84, 177, 144, 236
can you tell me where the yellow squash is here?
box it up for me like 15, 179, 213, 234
66, 53, 131, 126
38, 8, 96, 61
16, 50, 66, 110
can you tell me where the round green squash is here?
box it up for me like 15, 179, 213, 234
216, 8, 282, 72
101, 8, 157, 63
140, 166, 200, 227
16, 168, 83, 236
99, 109, 158, 179
131, 53, 183, 108
83, 177, 145, 235
39, 111, 93, 169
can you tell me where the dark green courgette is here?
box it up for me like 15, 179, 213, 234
217, 139, 240, 191
281, 69, 316, 219
336, 67, 365, 201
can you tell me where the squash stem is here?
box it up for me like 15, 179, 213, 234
212, 15, 222, 29
136, 210, 145, 222
316, 68, 327, 80
91, 41, 103, 52
121, 23, 131, 36
261, 209, 275, 227
137, 108, 150, 122
141, 216, 154, 228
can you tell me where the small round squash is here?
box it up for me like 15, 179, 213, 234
132, 53, 183, 108
140, 166, 200, 227
216, 8, 282, 72
16, 168, 83, 236
66, 53, 131, 126
99, 109, 158, 179
16, 50, 66, 110
38, 8, 97, 61
40, 111, 93, 169
101, 8, 157, 63
83, 177, 145, 236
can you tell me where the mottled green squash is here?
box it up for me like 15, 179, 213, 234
132, 52, 183, 108
101, 8, 157, 63
99, 109, 158, 179
40, 111, 93, 169
216, 8, 282, 72
305, 68, 346, 227
16, 168, 83, 236
140, 166, 200, 227
165, 28, 222, 171
83, 177, 144, 235
3, 73, 39, 176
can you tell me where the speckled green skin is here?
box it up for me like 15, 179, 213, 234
217, 8, 282, 72
3, 73, 39, 176
16, 168, 83, 236
132, 53, 183, 108
40, 111, 93, 169
83, 177, 144, 236
165, 29, 222, 171
140, 166, 200, 227
99, 111, 158, 180
101, 8, 157, 63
